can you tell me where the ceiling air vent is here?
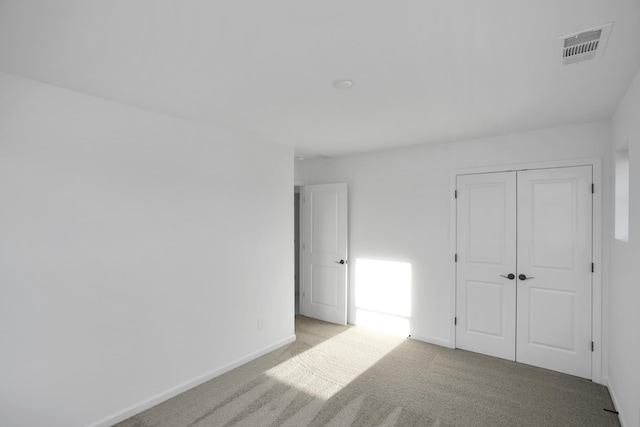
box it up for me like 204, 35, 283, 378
559, 23, 613, 65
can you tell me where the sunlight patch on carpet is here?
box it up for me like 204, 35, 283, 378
265, 327, 404, 400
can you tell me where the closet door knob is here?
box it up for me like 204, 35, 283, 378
500, 274, 515, 280
518, 274, 534, 281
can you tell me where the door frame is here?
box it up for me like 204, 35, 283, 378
449, 158, 603, 384
295, 181, 304, 316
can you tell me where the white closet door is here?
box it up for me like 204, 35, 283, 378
516, 166, 592, 378
456, 172, 517, 361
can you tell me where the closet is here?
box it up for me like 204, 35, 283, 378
455, 166, 592, 379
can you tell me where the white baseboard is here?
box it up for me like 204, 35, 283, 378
607, 381, 627, 427
410, 334, 454, 349
596, 375, 608, 386
89, 334, 297, 427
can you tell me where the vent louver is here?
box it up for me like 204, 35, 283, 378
559, 23, 613, 65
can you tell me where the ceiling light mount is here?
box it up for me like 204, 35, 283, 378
332, 79, 354, 90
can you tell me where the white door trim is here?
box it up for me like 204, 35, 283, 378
449, 157, 603, 384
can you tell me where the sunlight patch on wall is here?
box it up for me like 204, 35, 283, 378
354, 259, 412, 336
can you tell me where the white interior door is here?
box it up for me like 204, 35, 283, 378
516, 166, 592, 378
301, 183, 348, 325
456, 166, 593, 379
456, 172, 517, 361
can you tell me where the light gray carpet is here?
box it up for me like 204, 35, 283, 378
116, 315, 619, 427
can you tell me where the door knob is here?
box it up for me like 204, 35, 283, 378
518, 274, 534, 280
500, 274, 515, 280
335, 259, 346, 265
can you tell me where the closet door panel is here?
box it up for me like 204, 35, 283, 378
456, 172, 517, 361
516, 166, 592, 379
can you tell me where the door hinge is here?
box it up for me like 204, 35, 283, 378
454, 254, 458, 262
591, 341, 594, 352
454, 190, 457, 199
454, 317, 457, 326
591, 183, 594, 194
591, 263, 594, 273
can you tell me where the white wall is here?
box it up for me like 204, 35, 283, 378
0, 73, 294, 427
302, 121, 611, 366
294, 159, 305, 183
610, 67, 640, 427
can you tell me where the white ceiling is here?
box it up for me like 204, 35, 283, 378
1, 1, 639, 157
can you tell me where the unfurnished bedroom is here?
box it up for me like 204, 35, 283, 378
0, 1, 639, 426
